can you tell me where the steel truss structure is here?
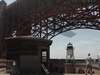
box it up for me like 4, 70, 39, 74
6, 0, 100, 39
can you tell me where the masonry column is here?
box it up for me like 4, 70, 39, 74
0, 0, 7, 58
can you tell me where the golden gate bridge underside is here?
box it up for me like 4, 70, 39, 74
4, 0, 100, 39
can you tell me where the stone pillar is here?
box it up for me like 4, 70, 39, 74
0, 0, 7, 58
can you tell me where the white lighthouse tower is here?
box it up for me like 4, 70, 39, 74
66, 42, 74, 61
65, 42, 76, 73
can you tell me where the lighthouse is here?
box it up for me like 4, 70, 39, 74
66, 42, 74, 60
65, 42, 76, 73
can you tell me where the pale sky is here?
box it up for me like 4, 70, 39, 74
4, 0, 15, 5
3, 0, 100, 59
50, 29, 100, 59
